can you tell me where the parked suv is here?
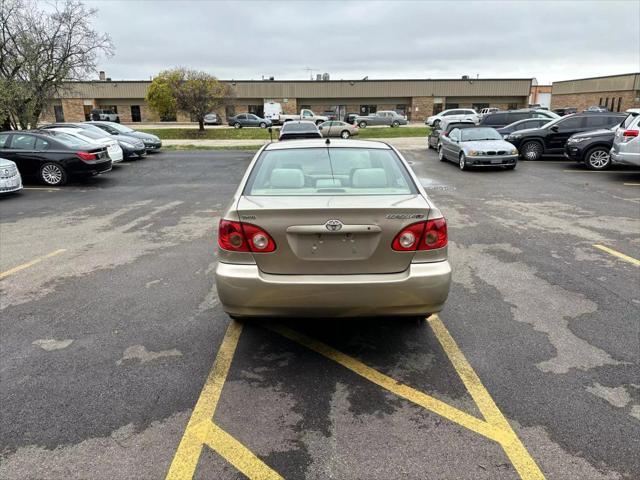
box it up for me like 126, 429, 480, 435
480, 109, 557, 129
426, 109, 478, 127
90, 108, 120, 123
611, 109, 640, 167
506, 112, 626, 160
553, 107, 577, 116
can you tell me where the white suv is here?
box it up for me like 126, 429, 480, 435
611, 109, 640, 167
426, 108, 479, 126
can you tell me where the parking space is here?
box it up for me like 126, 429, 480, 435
1, 149, 639, 479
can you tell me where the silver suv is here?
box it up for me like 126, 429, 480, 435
611, 109, 640, 167
90, 108, 120, 123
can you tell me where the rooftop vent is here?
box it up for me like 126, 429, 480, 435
99, 71, 106, 81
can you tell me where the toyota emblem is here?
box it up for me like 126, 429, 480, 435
325, 219, 343, 231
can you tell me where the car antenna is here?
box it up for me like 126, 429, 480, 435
325, 137, 335, 181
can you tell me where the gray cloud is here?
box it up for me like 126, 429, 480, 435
86, 0, 640, 83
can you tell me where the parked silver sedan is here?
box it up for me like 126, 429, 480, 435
318, 121, 359, 138
0, 157, 23, 194
438, 127, 518, 171
354, 110, 408, 128
214, 139, 451, 318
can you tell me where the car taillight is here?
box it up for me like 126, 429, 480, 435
392, 218, 447, 251
623, 130, 639, 137
441, 132, 448, 137
218, 220, 276, 253
76, 151, 97, 161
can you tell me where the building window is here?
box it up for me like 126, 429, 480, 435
54, 105, 64, 122
248, 104, 264, 117
617, 97, 622, 112
472, 103, 489, 111
130, 105, 141, 122
508, 103, 518, 110
599, 97, 603, 106
360, 105, 377, 115
445, 103, 459, 109
433, 104, 443, 115
604, 98, 609, 108
300, 105, 311, 111
395, 104, 407, 116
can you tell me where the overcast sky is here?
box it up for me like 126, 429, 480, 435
85, 0, 640, 84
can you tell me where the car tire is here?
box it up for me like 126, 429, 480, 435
459, 153, 468, 171
433, 119, 441, 128
521, 141, 543, 161
259, 122, 267, 128
358, 121, 367, 128
438, 145, 446, 161
585, 146, 611, 170
40, 162, 67, 186
234, 123, 242, 129
392, 121, 399, 127
341, 130, 350, 139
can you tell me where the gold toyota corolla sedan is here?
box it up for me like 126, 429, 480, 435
214, 139, 451, 318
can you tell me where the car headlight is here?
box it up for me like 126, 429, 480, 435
510, 148, 518, 155
468, 150, 484, 156
568, 137, 590, 143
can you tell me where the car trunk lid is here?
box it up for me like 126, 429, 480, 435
237, 194, 430, 274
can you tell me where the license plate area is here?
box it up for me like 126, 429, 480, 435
491, 159, 503, 164
288, 232, 379, 261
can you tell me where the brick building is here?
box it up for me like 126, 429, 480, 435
41, 76, 533, 124
551, 73, 640, 112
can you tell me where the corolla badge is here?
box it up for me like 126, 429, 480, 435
325, 219, 343, 231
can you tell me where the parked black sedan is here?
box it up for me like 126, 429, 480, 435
0, 130, 111, 186
227, 113, 271, 129
564, 126, 617, 170
85, 121, 162, 152
505, 112, 625, 160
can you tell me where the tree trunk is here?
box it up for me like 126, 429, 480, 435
1, 116, 11, 131
198, 119, 204, 132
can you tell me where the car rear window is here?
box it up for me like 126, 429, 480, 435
621, 113, 638, 129
48, 131, 92, 148
282, 122, 317, 132
482, 113, 506, 125
244, 147, 417, 196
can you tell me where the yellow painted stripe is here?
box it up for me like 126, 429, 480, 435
0, 249, 67, 280
269, 324, 504, 443
593, 244, 640, 266
428, 314, 545, 480
167, 320, 244, 479
200, 422, 283, 479
562, 170, 640, 173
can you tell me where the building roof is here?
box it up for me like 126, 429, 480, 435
56, 78, 534, 100
552, 73, 640, 95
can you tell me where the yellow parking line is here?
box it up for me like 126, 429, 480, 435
593, 244, 640, 266
623, 182, 640, 186
166, 321, 282, 480
269, 323, 503, 442
562, 170, 640, 173
428, 315, 545, 480
0, 249, 67, 280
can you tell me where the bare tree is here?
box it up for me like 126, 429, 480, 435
0, 0, 114, 129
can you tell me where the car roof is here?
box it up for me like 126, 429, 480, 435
264, 139, 391, 151
625, 108, 640, 115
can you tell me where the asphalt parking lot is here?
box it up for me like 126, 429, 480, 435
1, 148, 639, 480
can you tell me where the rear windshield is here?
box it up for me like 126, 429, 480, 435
621, 113, 639, 129
73, 129, 106, 140
48, 131, 92, 148
244, 147, 417, 196
282, 122, 317, 132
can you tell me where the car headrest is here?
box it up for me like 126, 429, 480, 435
270, 168, 305, 188
352, 168, 387, 188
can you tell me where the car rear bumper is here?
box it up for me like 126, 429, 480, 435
611, 149, 640, 167
215, 260, 451, 318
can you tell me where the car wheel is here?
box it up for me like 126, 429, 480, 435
40, 162, 67, 186
433, 119, 441, 128
341, 130, 350, 139
585, 147, 611, 170
358, 121, 367, 128
438, 145, 446, 161
259, 122, 267, 128
234, 123, 242, 129
521, 141, 543, 161
459, 153, 467, 171
392, 120, 399, 127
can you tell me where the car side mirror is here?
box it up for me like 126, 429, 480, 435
550, 125, 559, 132
318, 126, 323, 130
